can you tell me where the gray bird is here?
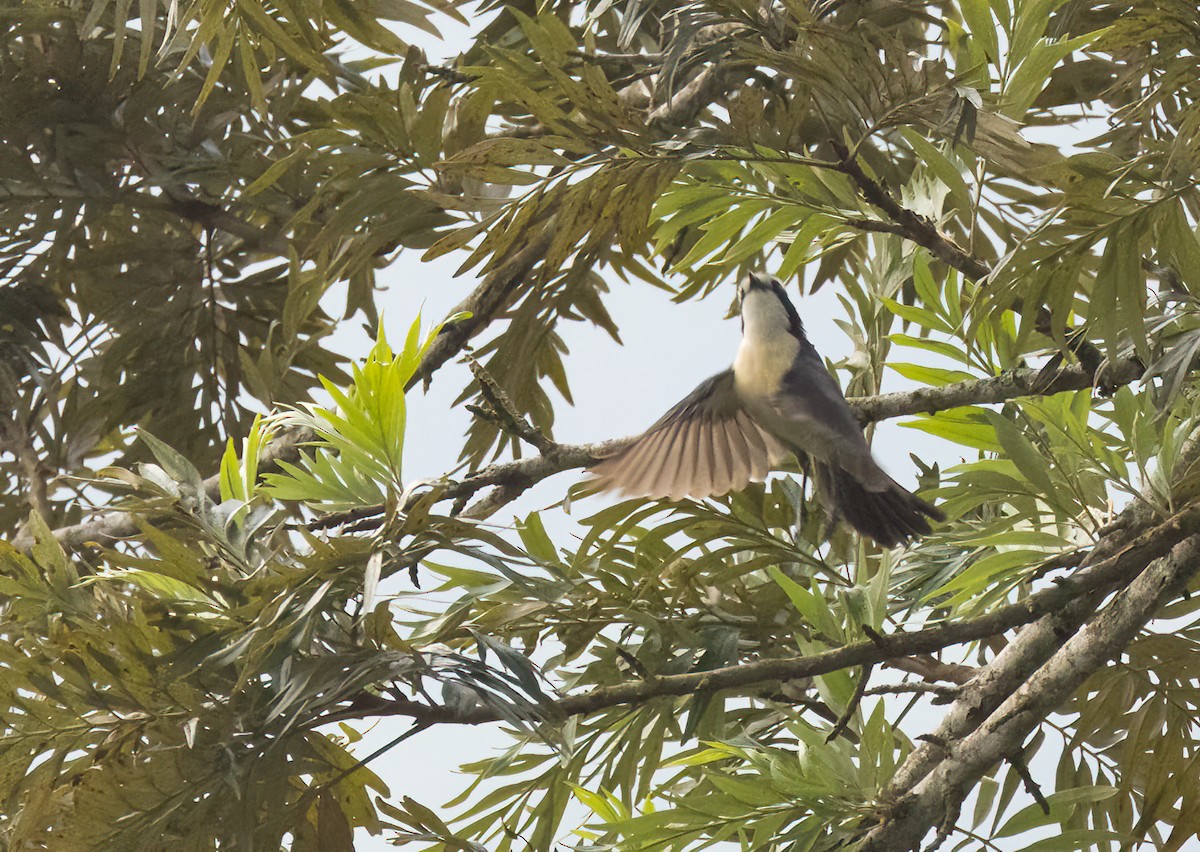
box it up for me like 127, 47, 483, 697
589, 271, 943, 546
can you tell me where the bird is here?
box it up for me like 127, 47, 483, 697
589, 271, 944, 547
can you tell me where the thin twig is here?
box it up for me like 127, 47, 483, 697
886, 655, 976, 685
826, 663, 873, 742
862, 682, 960, 699
1007, 748, 1051, 815
467, 357, 557, 453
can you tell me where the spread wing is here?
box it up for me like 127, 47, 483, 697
589, 370, 787, 500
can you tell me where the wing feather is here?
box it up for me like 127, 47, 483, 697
668, 419, 697, 500
710, 417, 736, 496
622, 428, 666, 495
693, 413, 716, 496
640, 417, 684, 497
649, 427, 687, 494
736, 412, 781, 481
722, 416, 753, 485
590, 370, 780, 500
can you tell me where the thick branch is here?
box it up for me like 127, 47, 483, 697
859, 532, 1200, 850
3, 176, 295, 258
880, 594, 1095, 808
874, 426, 1200, 809
164, 194, 290, 255
834, 143, 990, 282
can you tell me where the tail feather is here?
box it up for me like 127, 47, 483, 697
815, 463, 944, 547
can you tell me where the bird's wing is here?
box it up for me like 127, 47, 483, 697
765, 351, 889, 489
589, 369, 787, 500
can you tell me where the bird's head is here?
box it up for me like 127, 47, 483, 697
736, 271, 778, 305
735, 271, 807, 341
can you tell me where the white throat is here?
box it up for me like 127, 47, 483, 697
739, 289, 795, 343
733, 289, 801, 397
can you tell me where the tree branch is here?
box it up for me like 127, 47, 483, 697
466, 357, 556, 454
833, 142, 990, 281
313, 505, 1200, 729
12, 427, 316, 552
859, 532, 1200, 850
0, 412, 51, 530
885, 655, 975, 686
406, 233, 554, 392
872, 426, 1200, 815
440, 358, 1144, 520
863, 682, 960, 700
33, 358, 1145, 553
826, 663, 872, 741
833, 142, 1122, 387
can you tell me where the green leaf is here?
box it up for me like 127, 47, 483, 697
769, 567, 841, 640
929, 548, 1042, 605
720, 206, 808, 266
890, 334, 971, 364
889, 363, 977, 387
1091, 221, 1147, 363
708, 774, 783, 807
996, 786, 1119, 837
1005, 32, 1100, 118
983, 410, 1057, 497
778, 213, 839, 281
901, 129, 973, 215
673, 201, 769, 271
960, 0, 1000, 62
517, 512, 559, 564
1017, 829, 1131, 851
902, 408, 1002, 452
1010, 0, 1073, 63
881, 296, 954, 334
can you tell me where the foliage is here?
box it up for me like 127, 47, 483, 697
4, 0, 1200, 849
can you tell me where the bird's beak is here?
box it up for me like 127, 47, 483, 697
748, 271, 774, 289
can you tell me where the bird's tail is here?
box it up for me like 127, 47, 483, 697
814, 462, 944, 547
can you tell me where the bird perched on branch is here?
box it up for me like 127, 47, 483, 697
589, 271, 943, 547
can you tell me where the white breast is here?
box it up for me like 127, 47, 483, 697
733, 291, 800, 399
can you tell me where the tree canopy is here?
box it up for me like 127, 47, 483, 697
4, 0, 1200, 849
